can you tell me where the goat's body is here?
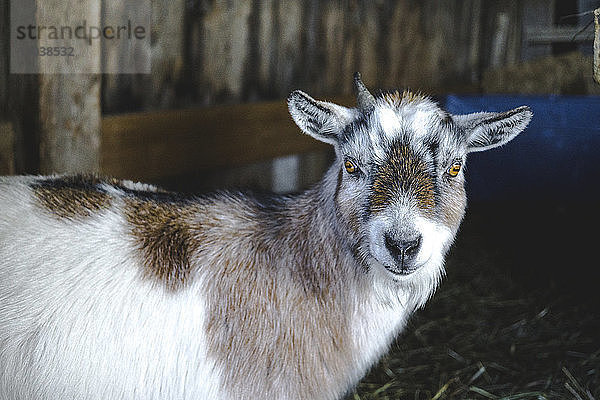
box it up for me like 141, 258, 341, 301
0, 78, 532, 399
0, 174, 412, 400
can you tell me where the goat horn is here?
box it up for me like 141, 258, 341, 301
353, 72, 375, 111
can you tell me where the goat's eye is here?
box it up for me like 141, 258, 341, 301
344, 160, 357, 174
447, 162, 462, 177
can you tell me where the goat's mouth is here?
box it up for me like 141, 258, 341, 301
383, 262, 421, 276
380, 253, 432, 277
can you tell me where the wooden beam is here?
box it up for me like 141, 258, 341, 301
0, 121, 14, 175
37, 0, 102, 175
594, 8, 600, 84
100, 99, 338, 181
525, 27, 594, 44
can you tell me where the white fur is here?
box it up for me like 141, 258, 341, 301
413, 215, 453, 266
351, 219, 451, 379
351, 279, 410, 382
377, 107, 402, 140
0, 180, 223, 400
410, 109, 434, 139
376, 101, 440, 143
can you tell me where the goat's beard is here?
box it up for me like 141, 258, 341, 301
367, 252, 446, 311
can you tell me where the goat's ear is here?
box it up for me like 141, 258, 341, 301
454, 106, 533, 153
287, 90, 355, 145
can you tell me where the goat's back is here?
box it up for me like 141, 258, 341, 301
0, 176, 221, 400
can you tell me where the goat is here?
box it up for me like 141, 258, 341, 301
0, 74, 532, 400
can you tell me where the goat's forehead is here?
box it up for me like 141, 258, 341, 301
342, 99, 457, 159
375, 100, 445, 140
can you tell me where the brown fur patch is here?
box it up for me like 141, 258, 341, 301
439, 177, 467, 230
32, 175, 115, 219
334, 168, 362, 238
370, 145, 435, 213
384, 90, 426, 106
124, 196, 201, 290
199, 195, 357, 399
33, 175, 195, 289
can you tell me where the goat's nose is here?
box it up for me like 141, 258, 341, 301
384, 233, 422, 266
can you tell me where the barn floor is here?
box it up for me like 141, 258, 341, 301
349, 202, 600, 400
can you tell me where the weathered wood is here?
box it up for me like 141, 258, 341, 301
0, 0, 7, 118
594, 8, 600, 84
38, 75, 102, 174
101, 0, 153, 113
100, 99, 343, 181
37, 0, 101, 174
491, 12, 510, 67
272, 154, 299, 194
521, 0, 555, 61
467, 0, 483, 83
526, 26, 596, 43
5, 0, 582, 182
0, 121, 15, 175
99, 0, 519, 114
5, 74, 40, 174
479, 2, 522, 69
148, 0, 185, 107
482, 52, 600, 95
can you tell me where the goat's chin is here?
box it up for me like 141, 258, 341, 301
404, 258, 446, 308
369, 255, 446, 309
369, 249, 437, 280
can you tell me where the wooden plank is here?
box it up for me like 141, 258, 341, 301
0, 0, 7, 118
491, 12, 510, 68
521, 0, 554, 61
525, 27, 595, 43
485, 2, 522, 69
97, 1, 496, 115
37, 0, 102, 174
101, 0, 153, 112
100, 99, 335, 181
0, 121, 15, 175
594, 8, 600, 84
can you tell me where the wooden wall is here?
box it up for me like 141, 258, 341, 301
99, 0, 526, 114
1, 0, 527, 187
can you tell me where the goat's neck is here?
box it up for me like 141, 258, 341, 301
280, 165, 415, 379
286, 164, 357, 245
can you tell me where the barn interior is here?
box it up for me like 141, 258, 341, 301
1, 1, 599, 398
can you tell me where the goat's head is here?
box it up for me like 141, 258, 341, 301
288, 73, 531, 294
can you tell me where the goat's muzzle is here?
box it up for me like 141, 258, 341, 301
383, 232, 423, 275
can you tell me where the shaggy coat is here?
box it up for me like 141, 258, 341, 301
0, 75, 531, 400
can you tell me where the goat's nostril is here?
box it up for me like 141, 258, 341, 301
404, 236, 421, 256
384, 234, 401, 259
384, 233, 422, 265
